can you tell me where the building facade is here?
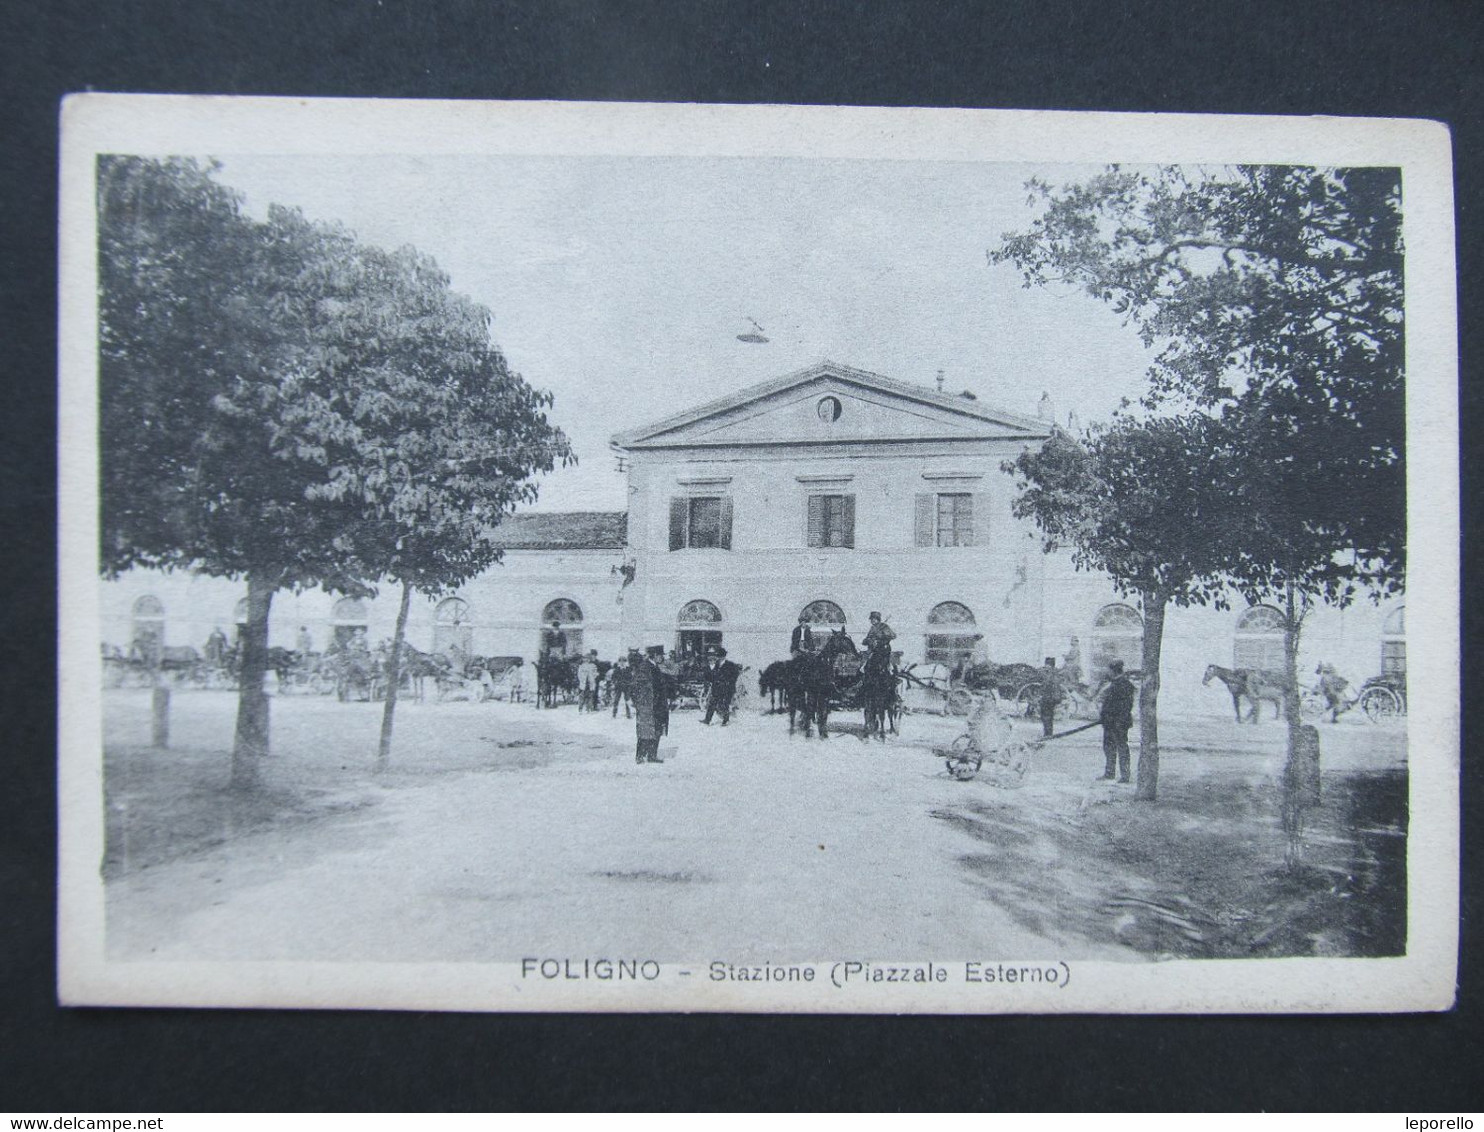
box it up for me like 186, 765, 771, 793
101, 362, 1404, 711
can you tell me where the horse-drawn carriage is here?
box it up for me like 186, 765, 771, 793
1299, 671, 1407, 722
758, 629, 902, 739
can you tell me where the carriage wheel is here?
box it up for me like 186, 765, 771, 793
1360, 686, 1400, 722
945, 734, 982, 780
1014, 682, 1041, 718
1300, 691, 1327, 721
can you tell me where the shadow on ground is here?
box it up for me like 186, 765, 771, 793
933, 768, 1407, 959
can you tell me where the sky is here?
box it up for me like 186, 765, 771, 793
215, 153, 1158, 512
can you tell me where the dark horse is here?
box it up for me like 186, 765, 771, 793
781, 629, 857, 738
534, 655, 578, 708
859, 641, 899, 741
1203, 663, 1289, 723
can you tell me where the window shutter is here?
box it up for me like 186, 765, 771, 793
914, 494, 933, 547
807, 495, 824, 548
842, 494, 855, 548
669, 497, 686, 551
962, 493, 984, 547
719, 495, 733, 550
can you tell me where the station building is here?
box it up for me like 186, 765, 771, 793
100, 361, 1405, 712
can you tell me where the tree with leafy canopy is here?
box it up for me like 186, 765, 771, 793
270, 207, 574, 769
993, 164, 1404, 842
1005, 416, 1240, 801
99, 157, 570, 788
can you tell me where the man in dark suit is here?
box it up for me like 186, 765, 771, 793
629, 647, 665, 763
1099, 659, 1136, 783
790, 614, 815, 655
701, 647, 742, 725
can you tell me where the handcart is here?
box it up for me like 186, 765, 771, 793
934, 690, 1102, 786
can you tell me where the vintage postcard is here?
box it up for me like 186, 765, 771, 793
58, 96, 1458, 1012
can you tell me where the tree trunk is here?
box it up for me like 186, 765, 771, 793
231, 569, 277, 791
376, 579, 413, 773
150, 684, 170, 748
1280, 580, 1310, 869
1134, 590, 1167, 802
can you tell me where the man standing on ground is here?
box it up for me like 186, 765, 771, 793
1099, 659, 1136, 783
647, 645, 673, 737
701, 647, 742, 726
630, 647, 665, 763
1038, 656, 1061, 739
610, 654, 632, 718
577, 650, 600, 712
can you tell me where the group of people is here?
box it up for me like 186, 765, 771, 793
621, 644, 743, 764
1033, 653, 1138, 784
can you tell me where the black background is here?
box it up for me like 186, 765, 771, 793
2, 0, 1479, 1112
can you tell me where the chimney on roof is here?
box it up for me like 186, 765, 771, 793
935, 369, 945, 393
1037, 391, 1055, 422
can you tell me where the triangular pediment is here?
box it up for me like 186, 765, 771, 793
612, 361, 1048, 449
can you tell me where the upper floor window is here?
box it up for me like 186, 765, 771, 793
669, 495, 733, 550
915, 492, 978, 547
807, 493, 855, 548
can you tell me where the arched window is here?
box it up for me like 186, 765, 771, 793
676, 599, 723, 659
233, 597, 249, 626
1090, 603, 1143, 678
678, 599, 722, 625
925, 601, 978, 669
1381, 604, 1406, 678
331, 597, 369, 648
131, 595, 165, 661
540, 598, 583, 657
795, 600, 847, 654
434, 597, 473, 658
799, 600, 847, 628
1234, 604, 1286, 670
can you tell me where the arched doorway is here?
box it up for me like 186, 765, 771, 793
1234, 605, 1286, 670
925, 601, 978, 670
540, 598, 583, 658
1381, 604, 1405, 678
798, 599, 847, 651
676, 599, 723, 660
434, 597, 473, 659
131, 595, 165, 663
331, 597, 369, 649
1090, 603, 1143, 679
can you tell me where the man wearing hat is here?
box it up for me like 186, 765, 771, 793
701, 646, 742, 726
577, 649, 600, 713
629, 647, 666, 763
863, 611, 895, 653
1099, 659, 1136, 783
789, 614, 815, 655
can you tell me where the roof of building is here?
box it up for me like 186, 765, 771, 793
611, 359, 1050, 449
491, 511, 628, 551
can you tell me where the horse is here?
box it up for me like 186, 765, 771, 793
785, 650, 835, 738
395, 645, 450, 703
534, 655, 578, 708
1202, 663, 1289, 723
859, 642, 899, 741
759, 661, 793, 712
